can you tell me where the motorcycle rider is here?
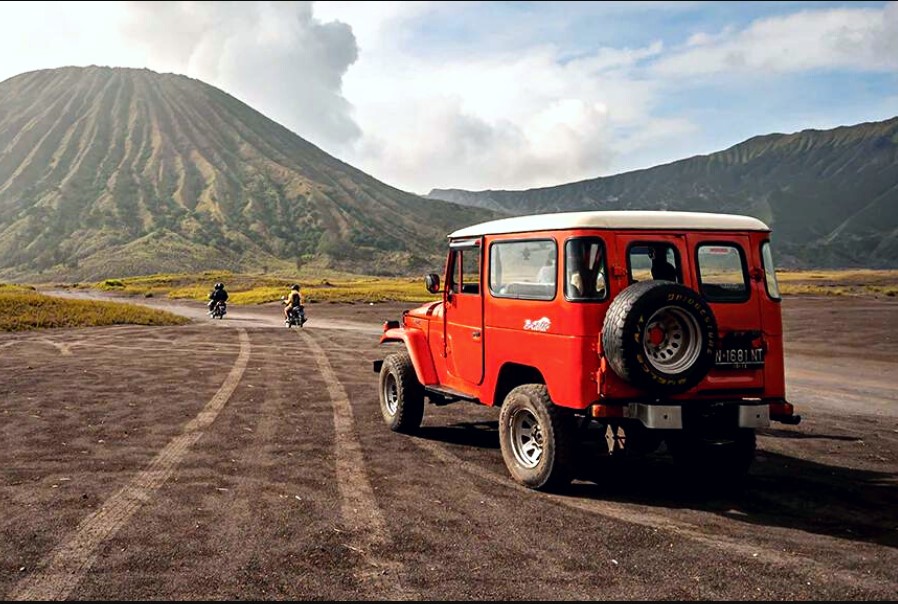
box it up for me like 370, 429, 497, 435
283, 284, 305, 324
208, 282, 229, 314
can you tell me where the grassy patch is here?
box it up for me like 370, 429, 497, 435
76, 271, 440, 304
776, 269, 898, 297
0, 283, 37, 293
61, 268, 898, 304
0, 288, 189, 331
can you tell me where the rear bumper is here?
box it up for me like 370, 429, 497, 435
591, 397, 800, 429
619, 402, 770, 430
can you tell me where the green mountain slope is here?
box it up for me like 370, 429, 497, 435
0, 66, 493, 280
429, 117, 898, 267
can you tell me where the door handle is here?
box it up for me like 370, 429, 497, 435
472, 330, 481, 340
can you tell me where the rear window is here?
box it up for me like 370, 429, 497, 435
696, 244, 749, 302
628, 243, 681, 284
489, 239, 557, 300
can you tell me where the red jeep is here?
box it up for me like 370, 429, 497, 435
375, 211, 800, 490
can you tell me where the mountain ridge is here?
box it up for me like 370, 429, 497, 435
0, 66, 494, 281
428, 116, 898, 267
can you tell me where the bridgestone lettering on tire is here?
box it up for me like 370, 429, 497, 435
602, 281, 718, 394
378, 351, 425, 433
499, 384, 575, 491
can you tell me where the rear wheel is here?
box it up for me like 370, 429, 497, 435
379, 351, 424, 433
499, 384, 575, 491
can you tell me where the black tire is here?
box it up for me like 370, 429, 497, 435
602, 281, 718, 394
379, 351, 425, 433
499, 384, 575, 491
667, 428, 756, 485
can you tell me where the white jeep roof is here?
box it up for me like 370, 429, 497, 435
449, 210, 770, 238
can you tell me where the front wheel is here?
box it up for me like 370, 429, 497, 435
378, 351, 424, 433
499, 384, 575, 491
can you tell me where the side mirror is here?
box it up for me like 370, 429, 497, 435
424, 273, 441, 294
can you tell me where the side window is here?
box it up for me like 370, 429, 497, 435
697, 244, 749, 302
448, 250, 461, 294
628, 243, 681, 283
448, 248, 481, 295
489, 239, 557, 300
564, 237, 607, 301
461, 248, 481, 295
761, 241, 781, 300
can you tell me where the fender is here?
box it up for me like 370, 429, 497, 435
380, 327, 439, 385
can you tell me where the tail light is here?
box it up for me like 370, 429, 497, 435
751, 334, 768, 352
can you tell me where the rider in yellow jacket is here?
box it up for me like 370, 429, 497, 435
284, 284, 303, 322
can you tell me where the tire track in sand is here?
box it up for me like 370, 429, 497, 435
7, 329, 252, 601
296, 330, 418, 600
410, 437, 898, 595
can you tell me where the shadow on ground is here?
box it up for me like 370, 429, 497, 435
414, 419, 898, 549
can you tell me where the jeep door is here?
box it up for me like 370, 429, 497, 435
686, 234, 765, 392
444, 239, 485, 386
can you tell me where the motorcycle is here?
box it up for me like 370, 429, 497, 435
209, 300, 227, 319
282, 297, 306, 328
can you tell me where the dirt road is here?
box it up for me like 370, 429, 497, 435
1, 295, 896, 599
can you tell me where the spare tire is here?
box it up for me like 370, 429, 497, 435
602, 281, 718, 394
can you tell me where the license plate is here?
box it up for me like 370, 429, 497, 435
715, 347, 764, 369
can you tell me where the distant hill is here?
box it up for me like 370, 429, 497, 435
429, 117, 898, 268
0, 66, 493, 281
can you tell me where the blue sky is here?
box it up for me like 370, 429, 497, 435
316, 1, 898, 191
404, 2, 890, 52
0, 1, 895, 192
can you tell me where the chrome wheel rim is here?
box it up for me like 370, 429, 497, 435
643, 306, 703, 374
510, 408, 543, 468
383, 373, 399, 416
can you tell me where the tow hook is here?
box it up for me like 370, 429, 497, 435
773, 414, 802, 425
769, 399, 802, 425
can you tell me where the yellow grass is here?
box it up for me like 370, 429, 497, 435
775, 269, 898, 297
0, 288, 189, 331
80, 271, 440, 304
51, 268, 898, 304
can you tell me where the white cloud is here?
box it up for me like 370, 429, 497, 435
342, 45, 671, 192
123, 1, 361, 149
355, 95, 619, 193
323, 4, 672, 192
322, 1, 898, 193
0, 2, 361, 151
0, 2, 143, 79
655, 3, 898, 77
